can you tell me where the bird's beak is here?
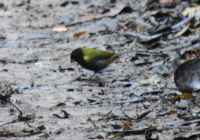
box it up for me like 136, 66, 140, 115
71, 58, 75, 63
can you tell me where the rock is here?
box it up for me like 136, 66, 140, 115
59, 12, 76, 25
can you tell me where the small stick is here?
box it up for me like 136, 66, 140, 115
88, 117, 97, 128
8, 100, 22, 117
121, 109, 133, 121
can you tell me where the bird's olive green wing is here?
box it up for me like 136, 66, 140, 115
81, 48, 114, 63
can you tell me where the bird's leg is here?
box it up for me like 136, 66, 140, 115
89, 72, 97, 79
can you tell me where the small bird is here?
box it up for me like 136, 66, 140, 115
71, 47, 122, 78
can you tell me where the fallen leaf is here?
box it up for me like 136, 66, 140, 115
51, 26, 68, 32
168, 93, 195, 103
167, 110, 177, 115
159, 0, 173, 6
37, 125, 45, 130
182, 6, 200, 16
179, 93, 195, 100
122, 122, 133, 130
73, 31, 87, 38
107, 133, 124, 139
173, 24, 190, 38
189, 53, 197, 60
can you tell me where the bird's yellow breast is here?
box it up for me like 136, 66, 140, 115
84, 56, 90, 61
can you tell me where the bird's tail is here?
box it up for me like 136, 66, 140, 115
109, 52, 125, 64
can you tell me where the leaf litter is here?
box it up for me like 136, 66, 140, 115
1, 0, 200, 140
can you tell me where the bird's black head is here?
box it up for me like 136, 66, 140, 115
71, 48, 83, 63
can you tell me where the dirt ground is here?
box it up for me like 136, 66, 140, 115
0, 0, 200, 140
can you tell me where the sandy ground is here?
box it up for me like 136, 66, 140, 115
0, 0, 199, 140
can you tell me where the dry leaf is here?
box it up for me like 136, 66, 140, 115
51, 26, 68, 32
84, 15, 96, 20
173, 24, 189, 38
167, 110, 177, 115
179, 93, 195, 100
73, 31, 87, 38
182, 6, 200, 16
159, 0, 173, 6
168, 93, 195, 103
189, 53, 197, 60
122, 122, 133, 130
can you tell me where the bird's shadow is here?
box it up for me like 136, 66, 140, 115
87, 77, 107, 83
73, 75, 107, 84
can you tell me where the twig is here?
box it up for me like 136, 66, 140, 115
88, 117, 97, 128
103, 110, 113, 120
8, 100, 23, 117
121, 109, 133, 121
